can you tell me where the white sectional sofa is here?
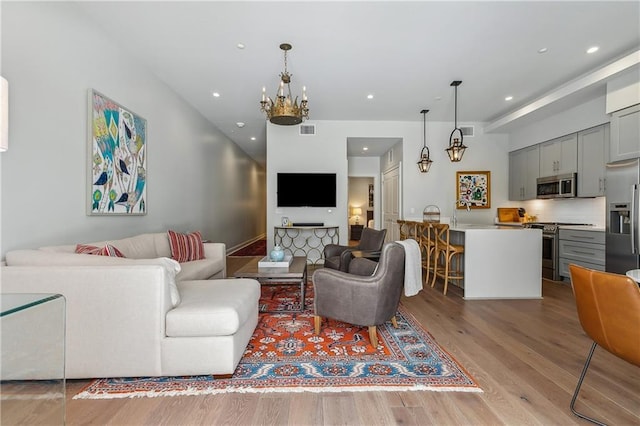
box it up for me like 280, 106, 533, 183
1, 232, 260, 379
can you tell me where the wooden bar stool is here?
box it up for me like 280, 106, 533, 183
397, 220, 407, 240
430, 223, 464, 295
418, 222, 437, 285
406, 221, 419, 241
398, 220, 420, 241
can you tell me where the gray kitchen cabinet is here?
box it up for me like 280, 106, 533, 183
509, 145, 539, 201
610, 104, 640, 162
539, 133, 578, 177
559, 228, 605, 279
577, 123, 609, 197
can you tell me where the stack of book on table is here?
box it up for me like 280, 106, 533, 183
258, 255, 293, 268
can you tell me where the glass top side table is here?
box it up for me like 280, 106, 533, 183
1, 293, 66, 425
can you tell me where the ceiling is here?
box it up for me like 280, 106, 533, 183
76, 1, 640, 167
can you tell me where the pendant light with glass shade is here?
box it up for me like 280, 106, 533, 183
417, 109, 433, 173
446, 80, 467, 162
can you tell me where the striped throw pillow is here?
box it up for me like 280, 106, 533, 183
167, 230, 205, 263
75, 244, 125, 257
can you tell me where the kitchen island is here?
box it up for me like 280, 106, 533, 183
402, 220, 542, 299
448, 224, 542, 299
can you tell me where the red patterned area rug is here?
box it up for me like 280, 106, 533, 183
75, 285, 481, 399
228, 239, 266, 256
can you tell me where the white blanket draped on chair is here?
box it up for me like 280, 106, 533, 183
396, 239, 423, 296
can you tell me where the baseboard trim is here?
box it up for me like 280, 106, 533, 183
226, 234, 266, 255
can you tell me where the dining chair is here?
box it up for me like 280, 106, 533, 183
568, 264, 640, 425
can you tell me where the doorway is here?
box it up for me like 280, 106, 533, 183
382, 164, 401, 242
348, 176, 374, 243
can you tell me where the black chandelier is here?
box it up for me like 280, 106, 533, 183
446, 80, 467, 162
417, 109, 433, 173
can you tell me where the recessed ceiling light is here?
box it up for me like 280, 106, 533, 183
505, 96, 513, 101
236, 122, 245, 128
538, 47, 548, 54
250, 137, 256, 141
587, 46, 599, 54
363, 147, 369, 151
237, 43, 245, 49
367, 94, 374, 99
212, 92, 220, 98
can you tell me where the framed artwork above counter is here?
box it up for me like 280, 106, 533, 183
456, 171, 491, 209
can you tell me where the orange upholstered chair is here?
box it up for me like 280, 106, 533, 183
568, 264, 640, 425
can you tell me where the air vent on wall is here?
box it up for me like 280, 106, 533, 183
460, 125, 474, 137
300, 124, 316, 135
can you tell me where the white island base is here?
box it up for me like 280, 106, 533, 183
448, 225, 542, 299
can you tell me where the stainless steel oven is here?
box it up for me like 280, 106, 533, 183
525, 223, 559, 280
525, 222, 593, 281
541, 230, 557, 280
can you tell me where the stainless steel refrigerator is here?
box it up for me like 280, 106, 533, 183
606, 158, 640, 273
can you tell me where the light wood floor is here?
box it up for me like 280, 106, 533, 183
8, 256, 640, 425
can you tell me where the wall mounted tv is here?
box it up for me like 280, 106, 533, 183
277, 173, 337, 207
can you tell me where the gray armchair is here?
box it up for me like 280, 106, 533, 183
313, 242, 405, 348
323, 227, 387, 272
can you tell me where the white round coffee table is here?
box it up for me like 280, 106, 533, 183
625, 269, 640, 282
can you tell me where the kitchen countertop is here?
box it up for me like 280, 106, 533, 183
402, 218, 528, 230
400, 218, 604, 232
450, 223, 532, 231
451, 223, 542, 299
398, 218, 542, 299
558, 225, 605, 232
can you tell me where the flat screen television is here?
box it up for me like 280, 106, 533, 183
277, 173, 337, 207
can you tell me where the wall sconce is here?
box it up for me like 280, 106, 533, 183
446, 80, 467, 162
0, 76, 8, 152
352, 207, 363, 225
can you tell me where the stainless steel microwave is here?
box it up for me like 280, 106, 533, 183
536, 173, 577, 199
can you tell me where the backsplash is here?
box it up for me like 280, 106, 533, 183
520, 197, 606, 227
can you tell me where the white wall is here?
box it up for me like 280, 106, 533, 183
266, 121, 349, 247
606, 66, 640, 113
519, 197, 606, 228
0, 2, 266, 255
509, 95, 610, 151
267, 119, 511, 247
402, 122, 511, 225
